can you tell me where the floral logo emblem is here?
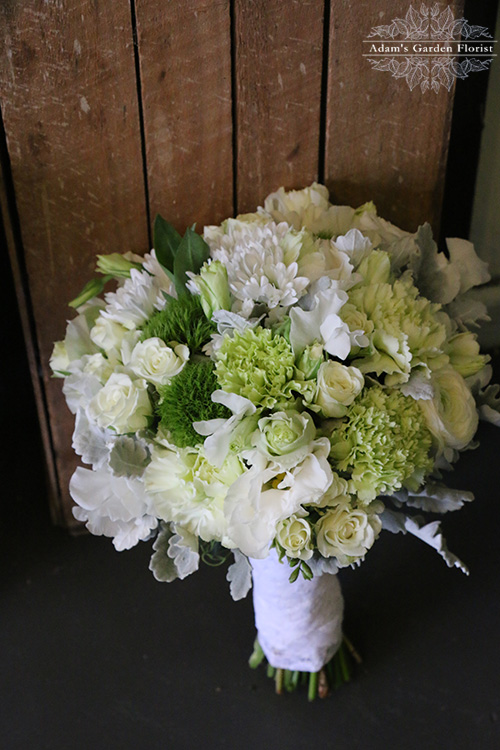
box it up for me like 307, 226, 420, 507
364, 4, 495, 93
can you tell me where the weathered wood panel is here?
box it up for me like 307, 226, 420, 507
0, 148, 59, 515
135, 0, 233, 231
0, 0, 149, 526
325, 0, 464, 233
234, 0, 325, 213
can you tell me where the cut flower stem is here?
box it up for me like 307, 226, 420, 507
249, 635, 359, 701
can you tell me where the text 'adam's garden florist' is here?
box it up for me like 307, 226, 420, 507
366, 42, 495, 55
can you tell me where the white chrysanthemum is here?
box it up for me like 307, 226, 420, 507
101, 268, 167, 330
206, 220, 309, 316
142, 249, 177, 295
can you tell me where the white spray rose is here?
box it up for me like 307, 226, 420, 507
276, 514, 313, 560
419, 367, 478, 452
314, 361, 364, 417
128, 338, 189, 387
316, 500, 381, 566
253, 411, 316, 469
88, 373, 152, 433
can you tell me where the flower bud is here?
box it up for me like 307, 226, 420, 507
296, 341, 324, 379
188, 260, 231, 319
96, 253, 142, 278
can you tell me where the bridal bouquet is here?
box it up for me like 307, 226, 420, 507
51, 183, 499, 698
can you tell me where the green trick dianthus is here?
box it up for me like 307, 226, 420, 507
156, 360, 230, 448
141, 294, 215, 353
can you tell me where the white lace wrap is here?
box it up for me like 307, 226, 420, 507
251, 550, 344, 671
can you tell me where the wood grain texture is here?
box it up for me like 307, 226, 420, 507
325, 0, 464, 233
135, 0, 233, 231
0, 151, 59, 519
0, 0, 149, 526
234, 0, 325, 212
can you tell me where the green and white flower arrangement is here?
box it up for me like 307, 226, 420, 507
52, 183, 500, 699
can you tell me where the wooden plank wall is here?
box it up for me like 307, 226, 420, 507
0, 0, 462, 526
326, 0, 464, 232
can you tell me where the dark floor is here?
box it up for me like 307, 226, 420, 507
2, 271, 500, 749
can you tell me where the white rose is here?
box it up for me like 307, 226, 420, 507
340, 303, 374, 337
253, 410, 316, 469
316, 474, 350, 507
316, 502, 381, 566
314, 361, 364, 417
90, 315, 130, 357
82, 353, 114, 382
128, 338, 189, 387
88, 373, 152, 433
420, 367, 478, 452
276, 514, 313, 560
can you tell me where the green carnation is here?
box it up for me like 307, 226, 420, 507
330, 386, 433, 502
215, 326, 311, 408
348, 257, 448, 385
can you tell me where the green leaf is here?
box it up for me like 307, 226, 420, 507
301, 561, 313, 580
173, 227, 211, 296
288, 567, 300, 583
153, 214, 182, 272
68, 275, 112, 308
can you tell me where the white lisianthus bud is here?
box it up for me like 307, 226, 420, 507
276, 514, 313, 560
419, 366, 478, 451
446, 332, 489, 378
128, 338, 189, 387
314, 361, 364, 417
187, 260, 231, 319
316, 501, 381, 566
88, 373, 152, 433
50, 341, 70, 376
96, 253, 142, 278
296, 341, 324, 379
